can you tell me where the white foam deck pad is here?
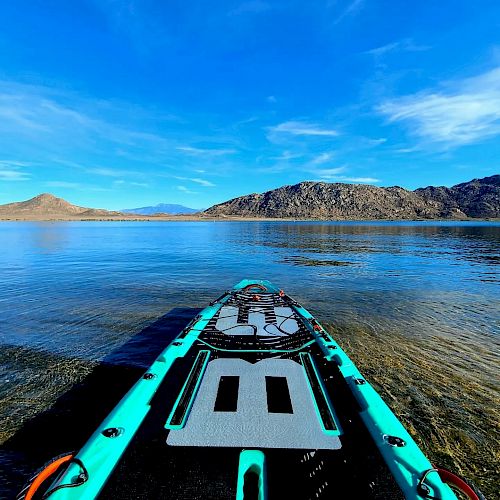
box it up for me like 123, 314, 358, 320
167, 358, 341, 450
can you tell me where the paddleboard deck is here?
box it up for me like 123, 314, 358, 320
23, 280, 458, 499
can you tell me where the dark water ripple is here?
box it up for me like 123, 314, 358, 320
0, 221, 499, 497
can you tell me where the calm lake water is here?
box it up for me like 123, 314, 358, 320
0, 221, 499, 497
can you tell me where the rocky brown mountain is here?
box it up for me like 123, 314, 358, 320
0, 193, 122, 218
415, 175, 499, 218
205, 175, 499, 219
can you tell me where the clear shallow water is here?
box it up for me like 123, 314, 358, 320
0, 221, 499, 496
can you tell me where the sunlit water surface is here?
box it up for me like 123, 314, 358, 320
0, 221, 498, 497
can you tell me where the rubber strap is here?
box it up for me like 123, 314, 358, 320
25, 454, 74, 500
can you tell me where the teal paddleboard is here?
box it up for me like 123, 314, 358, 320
19, 280, 463, 499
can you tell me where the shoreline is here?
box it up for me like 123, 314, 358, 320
0, 215, 498, 222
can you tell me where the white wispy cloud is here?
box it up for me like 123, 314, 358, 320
176, 146, 237, 156
113, 179, 149, 188
305, 163, 378, 183
191, 178, 215, 187
267, 95, 277, 103
316, 175, 380, 183
309, 152, 335, 165
0, 92, 49, 132
0, 80, 175, 162
270, 151, 302, 161
174, 175, 215, 187
86, 167, 146, 178
0, 80, 247, 196
263, 154, 343, 175
268, 120, 339, 138
0, 160, 31, 181
87, 167, 125, 177
0, 84, 90, 137
365, 38, 431, 58
378, 66, 500, 147
393, 146, 420, 154
177, 185, 197, 194
333, 0, 365, 24
0, 160, 32, 167
366, 137, 387, 146
0, 168, 30, 181
310, 167, 347, 178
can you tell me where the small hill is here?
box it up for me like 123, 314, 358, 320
204, 175, 499, 219
0, 193, 122, 218
121, 203, 201, 215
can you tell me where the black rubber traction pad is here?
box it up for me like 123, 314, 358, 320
301, 353, 337, 431
168, 351, 209, 426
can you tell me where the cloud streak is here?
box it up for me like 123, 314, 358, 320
0, 80, 177, 165
87, 167, 127, 177
174, 175, 216, 187
0, 160, 31, 181
333, 0, 365, 24
268, 120, 339, 137
0, 168, 30, 181
314, 175, 380, 183
270, 151, 302, 161
113, 179, 149, 188
176, 146, 237, 156
177, 185, 197, 194
305, 163, 379, 184
378, 67, 500, 147
191, 177, 215, 187
365, 38, 431, 58
311, 167, 347, 178
334, 176, 380, 183
309, 152, 335, 165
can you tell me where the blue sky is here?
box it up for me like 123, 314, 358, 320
0, 0, 499, 209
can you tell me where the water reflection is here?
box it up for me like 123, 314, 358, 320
28, 222, 70, 253
245, 222, 500, 269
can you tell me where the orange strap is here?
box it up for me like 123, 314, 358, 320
25, 454, 74, 500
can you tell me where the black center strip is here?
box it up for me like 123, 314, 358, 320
300, 353, 337, 431
168, 350, 210, 427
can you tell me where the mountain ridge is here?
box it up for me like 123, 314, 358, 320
121, 203, 201, 215
204, 175, 499, 219
1, 175, 498, 220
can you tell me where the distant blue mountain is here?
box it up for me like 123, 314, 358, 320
121, 203, 202, 215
